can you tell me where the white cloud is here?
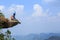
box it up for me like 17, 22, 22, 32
0, 5, 5, 11
32, 4, 48, 17
16, 5, 24, 11
15, 5, 24, 14
28, 4, 60, 24
7, 4, 24, 14
32, 4, 43, 16
3, 4, 24, 18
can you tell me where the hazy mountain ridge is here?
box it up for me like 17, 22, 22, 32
14, 33, 60, 40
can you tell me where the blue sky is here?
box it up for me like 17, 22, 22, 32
0, 0, 60, 35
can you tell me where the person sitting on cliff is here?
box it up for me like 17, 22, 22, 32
10, 12, 16, 20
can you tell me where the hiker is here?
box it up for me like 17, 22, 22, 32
10, 12, 16, 20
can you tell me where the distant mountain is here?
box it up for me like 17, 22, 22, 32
14, 33, 60, 40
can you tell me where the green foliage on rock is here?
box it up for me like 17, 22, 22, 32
0, 33, 4, 40
0, 30, 15, 40
0, 13, 4, 17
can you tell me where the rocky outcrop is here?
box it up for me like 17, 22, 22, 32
0, 16, 21, 28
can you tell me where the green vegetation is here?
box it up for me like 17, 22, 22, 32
0, 33, 4, 40
0, 12, 4, 17
0, 30, 15, 40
